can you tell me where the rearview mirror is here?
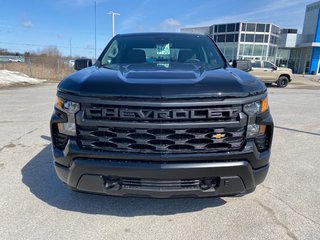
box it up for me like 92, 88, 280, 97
232, 60, 252, 72
74, 58, 93, 71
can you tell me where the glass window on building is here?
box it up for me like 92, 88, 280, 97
214, 25, 218, 33
264, 35, 269, 43
277, 49, 290, 59
245, 34, 254, 42
268, 46, 277, 58
255, 34, 264, 43
217, 34, 226, 42
268, 46, 273, 57
244, 44, 253, 55
239, 44, 244, 56
218, 24, 226, 33
262, 45, 268, 57
235, 23, 240, 32
213, 35, 217, 42
234, 34, 239, 42
266, 24, 270, 32
271, 25, 280, 35
226, 34, 235, 42
246, 23, 256, 32
227, 23, 235, 32
278, 59, 288, 67
270, 35, 279, 44
256, 24, 265, 32
217, 43, 225, 54
240, 34, 245, 42
253, 45, 263, 56
241, 23, 246, 31
224, 44, 234, 59
281, 29, 298, 34
233, 45, 238, 58
276, 49, 291, 67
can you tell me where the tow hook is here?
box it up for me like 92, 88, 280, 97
104, 177, 122, 190
199, 178, 219, 191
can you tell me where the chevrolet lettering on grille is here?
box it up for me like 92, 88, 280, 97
85, 107, 235, 120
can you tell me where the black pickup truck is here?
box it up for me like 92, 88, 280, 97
51, 32, 273, 198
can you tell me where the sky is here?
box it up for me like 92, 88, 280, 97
0, 0, 314, 58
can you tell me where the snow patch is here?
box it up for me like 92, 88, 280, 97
0, 70, 46, 87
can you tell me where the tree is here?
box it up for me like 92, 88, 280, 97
0, 48, 9, 55
24, 52, 31, 57
39, 46, 62, 57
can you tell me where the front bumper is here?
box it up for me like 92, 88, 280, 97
52, 139, 270, 198
54, 157, 269, 198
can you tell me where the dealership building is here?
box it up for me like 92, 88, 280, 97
181, 1, 320, 75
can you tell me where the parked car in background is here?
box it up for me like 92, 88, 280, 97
250, 60, 292, 87
8, 58, 22, 62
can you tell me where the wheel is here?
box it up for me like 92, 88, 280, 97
277, 76, 289, 88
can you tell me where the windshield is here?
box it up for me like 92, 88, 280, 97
99, 34, 226, 69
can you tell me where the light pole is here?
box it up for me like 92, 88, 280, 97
107, 11, 120, 37
69, 37, 72, 57
94, 0, 97, 60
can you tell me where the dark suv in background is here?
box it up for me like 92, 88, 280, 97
51, 33, 273, 198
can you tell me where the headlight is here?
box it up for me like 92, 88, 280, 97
247, 124, 260, 138
56, 97, 80, 114
57, 122, 77, 136
244, 97, 268, 138
55, 97, 80, 136
243, 97, 268, 115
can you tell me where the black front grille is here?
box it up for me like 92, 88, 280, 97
77, 100, 245, 154
77, 126, 245, 153
121, 178, 202, 191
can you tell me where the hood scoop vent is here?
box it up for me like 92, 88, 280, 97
125, 71, 197, 80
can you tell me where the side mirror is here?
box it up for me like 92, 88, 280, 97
232, 60, 252, 72
273, 66, 278, 70
74, 58, 92, 71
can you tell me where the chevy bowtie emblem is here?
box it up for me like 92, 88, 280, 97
212, 133, 226, 139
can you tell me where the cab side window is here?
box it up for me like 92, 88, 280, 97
251, 61, 261, 68
263, 61, 274, 69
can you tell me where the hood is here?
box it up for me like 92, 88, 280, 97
58, 64, 266, 99
277, 67, 292, 73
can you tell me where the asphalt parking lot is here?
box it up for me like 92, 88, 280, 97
0, 79, 320, 240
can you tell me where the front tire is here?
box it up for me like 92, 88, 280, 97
277, 76, 289, 88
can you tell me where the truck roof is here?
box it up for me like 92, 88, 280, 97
116, 32, 207, 38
